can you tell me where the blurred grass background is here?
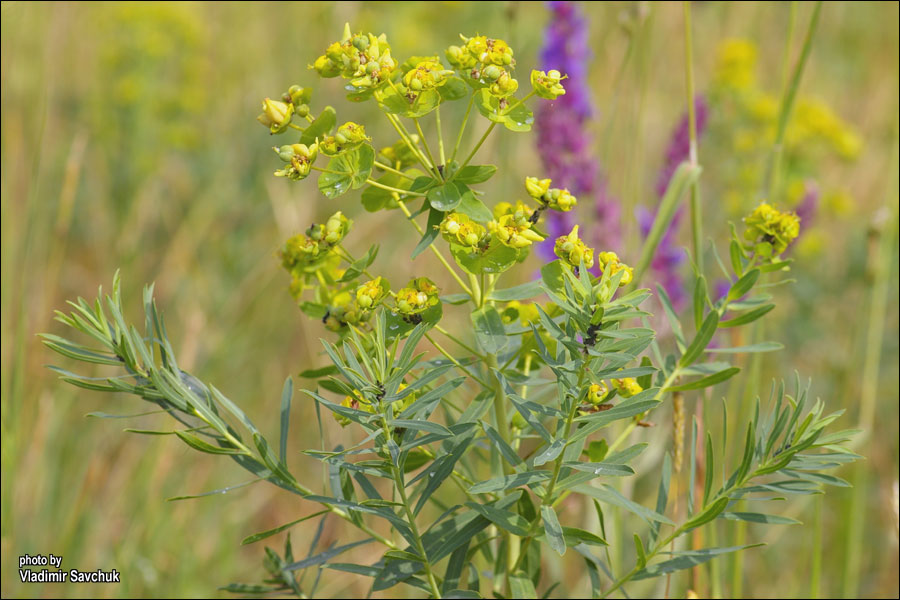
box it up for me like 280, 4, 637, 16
1, 1, 897, 598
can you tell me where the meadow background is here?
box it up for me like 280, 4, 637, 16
1, 1, 897, 598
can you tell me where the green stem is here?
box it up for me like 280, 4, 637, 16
396, 199, 473, 296
450, 93, 476, 164
551, 367, 684, 511
511, 369, 587, 575
426, 332, 491, 389
383, 418, 443, 599
811, 496, 822, 599
414, 117, 442, 179
766, 0, 823, 202
384, 112, 438, 178
842, 124, 898, 598
374, 160, 416, 181
499, 90, 535, 117
683, 0, 703, 273
434, 324, 484, 359
435, 106, 447, 167
454, 122, 497, 177
365, 177, 426, 197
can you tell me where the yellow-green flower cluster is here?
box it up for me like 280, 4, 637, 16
525, 177, 577, 211
395, 278, 440, 315
743, 202, 800, 256
308, 211, 352, 246
257, 98, 293, 134
490, 213, 544, 249
274, 142, 318, 180
710, 38, 862, 217
531, 69, 566, 99
789, 98, 862, 160
440, 213, 487, 248
587, 382, 610, 406
493, 200, 536, 226
279, 211, 353, 293
320, 122, 369, 156
355, 276, 391, 310
713, 39, 757, 91
323, 291, 366, 332
613, 377, 643, 398
554, 226, 594, 269
597, 251, 634, 287
401, 60, 455, 99
312, 24, 397, 89
283, 84, 312, 117
446, 34, 518, 97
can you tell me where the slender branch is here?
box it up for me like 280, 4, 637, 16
435, 107, 447, 167
365, 177, 427, 197
414, 117, 442, 180
434, 324, 484, 360
383, 111, 438, 178
425, 332, 491, 388
766, 0, 823, 202
683, 1, 703, 273
374, 160, 417, 181
382, 418, 443, 599
454, 122, 497, 177
450, 93, 476, 164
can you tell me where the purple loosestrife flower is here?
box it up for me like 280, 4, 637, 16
641, 95, 709, 307
534, 1, 620, 259
795, 180, 819, 228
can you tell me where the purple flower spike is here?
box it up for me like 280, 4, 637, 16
535, 1, 620, 260
644, 95, 709, 307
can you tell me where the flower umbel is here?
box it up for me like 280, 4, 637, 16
743, 201, 801, 256
554, 225, 594, 269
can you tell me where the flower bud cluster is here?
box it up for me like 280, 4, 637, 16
279, 212, 352, 284
401, 60, 455, 100
525, 176, 577, 212
531, 69, 566, 100
597, 251, 634, 287
587, 382, 610, 405
743, 202, 800, 256
257, 98, 293, 134
490, 211, 544, 249
320, 122, 369, 156
553, 225, 594, 268
395, 277, 440, 315
313, 25, 397, 89
274, 142, 318, 180
355, 276, 391, 311
446, 34, 518, 97
323, 292, 366, 332
283, 85, 312, 118
440, 213, 488, 248
613, 377, 643, 398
